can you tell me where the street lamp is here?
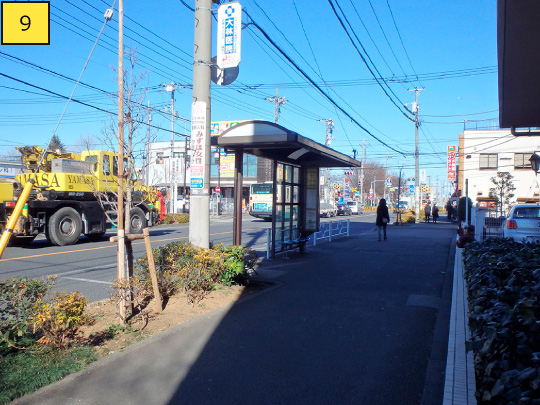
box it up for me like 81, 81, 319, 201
529, 153, 540, 174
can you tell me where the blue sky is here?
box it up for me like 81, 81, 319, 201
0, 0, 498, 185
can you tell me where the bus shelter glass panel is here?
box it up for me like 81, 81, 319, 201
275, 162, 302, 252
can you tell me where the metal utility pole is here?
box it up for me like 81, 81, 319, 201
409, 87, 424, 222
116, 0, 126, 320
163, 83, 177, 214
266, 88, 287, 123
189, 0, 214, 249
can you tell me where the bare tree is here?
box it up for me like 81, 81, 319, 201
100, 48, 157, 231
489, 171, 516, 217
74, 133, 99, 154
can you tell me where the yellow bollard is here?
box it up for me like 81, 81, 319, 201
0, 179, 35, 259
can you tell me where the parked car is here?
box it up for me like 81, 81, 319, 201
336, 203, 352, 216
502, 204, 540, 242
320, 202, 336, 218
346, 200, 363, 214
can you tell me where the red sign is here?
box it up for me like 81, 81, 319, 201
215, 186, 221, 194
447, 145, 457, 181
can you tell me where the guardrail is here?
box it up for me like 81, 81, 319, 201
312, 219, 350, 245
265, 219, 350, 259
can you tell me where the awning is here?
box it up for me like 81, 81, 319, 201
211, 120, 361, 168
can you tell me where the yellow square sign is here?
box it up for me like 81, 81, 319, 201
1, 1, 50, 45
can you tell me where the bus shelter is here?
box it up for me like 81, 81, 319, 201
211, 120, 361, 258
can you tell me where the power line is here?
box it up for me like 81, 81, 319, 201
245, 11, 406, 155
328, 0, 414, 121
0, 72, 189, 138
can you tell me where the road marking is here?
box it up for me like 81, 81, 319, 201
59, 276, 113, 285
0, 226, 267, 262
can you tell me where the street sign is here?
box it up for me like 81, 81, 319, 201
386, 177, 392, 186
217, 2, 242, 69
215, 186, 221, 194
409, 184, 415, 193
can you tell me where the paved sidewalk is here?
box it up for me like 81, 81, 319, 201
16, 221, 458, 405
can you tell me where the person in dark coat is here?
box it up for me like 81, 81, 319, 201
432, 203, 439, 223
376, 198, 391, 241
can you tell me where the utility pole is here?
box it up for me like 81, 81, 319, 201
116, 0, 126, 320
409, 87, 424, 222
266, 88, 287, 123
189, 0, 214, 248
163, 83, 177, 214
361, 139, 365, 205
320, 119, 334, 202
145, 101, 152, 185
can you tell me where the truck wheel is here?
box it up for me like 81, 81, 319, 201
48, 207, 82, 246
129, 207, 147, 234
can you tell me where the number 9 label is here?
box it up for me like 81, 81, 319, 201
1, 1, 50, 45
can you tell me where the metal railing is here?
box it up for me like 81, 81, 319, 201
312, 219, 350, 245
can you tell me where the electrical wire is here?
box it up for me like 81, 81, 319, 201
328, 0, 414, 121
244, 11, 407, 155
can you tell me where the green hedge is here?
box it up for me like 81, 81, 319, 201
463, 239, 540, 403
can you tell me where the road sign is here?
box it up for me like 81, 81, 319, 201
409, 184, 415, 193
217, 2, 242, 69
215, 186, 221, 194
386, 177, 392, 186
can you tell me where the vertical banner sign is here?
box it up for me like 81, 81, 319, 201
447, 145, 457, 181
217, 2, 242, 69
190, 101, 207, 194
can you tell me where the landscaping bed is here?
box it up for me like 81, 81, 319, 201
462, 238, 540, 403
0, 242, 267, 404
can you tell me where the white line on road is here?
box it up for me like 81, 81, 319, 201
59, 276, 113, 285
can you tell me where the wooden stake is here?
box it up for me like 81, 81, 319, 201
143, 228, 162, 312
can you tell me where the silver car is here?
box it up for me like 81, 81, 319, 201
502, 204, 540, 242
320, 202, 336, 218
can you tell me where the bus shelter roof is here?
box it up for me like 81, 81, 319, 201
211, 121, 360, 168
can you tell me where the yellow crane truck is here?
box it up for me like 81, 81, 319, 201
0, 146, 160, 246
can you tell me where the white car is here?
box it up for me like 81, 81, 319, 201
320, 203, 336, 217
346, 200, 363, 214
503, 204, 540, 242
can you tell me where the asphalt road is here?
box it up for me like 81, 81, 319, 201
0, 212, 377, 301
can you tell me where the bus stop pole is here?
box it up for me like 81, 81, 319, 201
233, 146, 243, 245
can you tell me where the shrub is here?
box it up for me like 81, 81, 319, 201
463, 239, 540, 402
135, 241, 199, 298
212, 244, 257, 286
162, 213, 189, 224
32, 291, 88, 348
135, 242, 258, 304
0, 276, 55, 351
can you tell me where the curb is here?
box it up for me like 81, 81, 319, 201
443, 248, 477, 404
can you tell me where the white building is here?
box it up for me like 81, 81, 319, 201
458, 129, 540, 210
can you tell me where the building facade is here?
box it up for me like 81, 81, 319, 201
458, 129, 540, 210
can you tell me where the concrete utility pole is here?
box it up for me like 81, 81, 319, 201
189, 0, 215, 248
266, 88, 287, 123
409, 87, 424, 222
163, 83, 177, 214
116, 0, 126, 320
361, 139, 365, 205
145, 101, 152, 185
320, 118, 334, 202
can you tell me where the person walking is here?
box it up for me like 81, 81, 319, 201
376, 198, 390, 241
432, 203, 439, 223
424, 203, 432, 223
